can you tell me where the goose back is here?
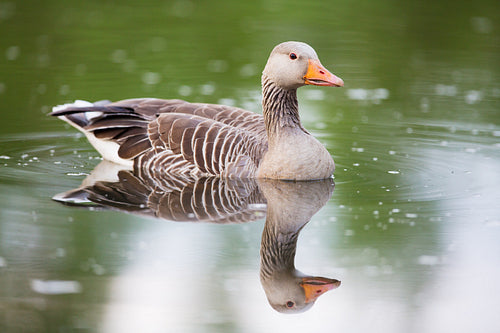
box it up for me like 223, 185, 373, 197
51, 98, 269, 179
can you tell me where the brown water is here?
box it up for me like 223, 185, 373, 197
1, 0, 500, 332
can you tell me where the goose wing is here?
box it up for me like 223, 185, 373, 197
51, 98, 268, 177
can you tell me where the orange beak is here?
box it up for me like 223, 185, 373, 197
301, 276, 341, 303
304, 59, 344, 87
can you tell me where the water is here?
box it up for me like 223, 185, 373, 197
1, 0, 500, 332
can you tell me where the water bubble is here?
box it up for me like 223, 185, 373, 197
111, 49, 127, 63
5, 45, 19, 61
142, 71, 161, 85
435, 84, 457, 96
59, 84, 70, 95
171, 0, 194, 17
470, 17, 493, 34
418, 255, 440, 266
240, 63, 257, 77
178, 85, 192, 96
344, 229, 355, 236
200, 83, 215, 95
207, 59, 228, 73
464, 90, 482, 104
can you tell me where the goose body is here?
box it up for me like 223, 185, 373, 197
51, 41, 343, 180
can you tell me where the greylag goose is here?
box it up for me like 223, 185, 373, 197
259, 179, 340, 313
51, 41, 344, 180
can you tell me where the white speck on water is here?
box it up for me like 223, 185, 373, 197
435, 84, 457, 96
0, 155, 10, 159
388, 170, 400, 174
363, 265, 380, 277
56, 248, 66, 257
178, 85, 192, 96
239, 63, 257, 77
207, 59, 228, 73
31, 279, 82, 295
418, 255, 440, 266
315, 122, 327, 130
492, 131, 500, 137
142, 71, 161, 85
406, 127, 414, 134
218, 98, 235, 106
372, 157, 378, 161
405, 213, 418, 218
344, 229, 355, 236
59, 84, 70, 96
347, 88, 389, 103
5, 45, 19, 61
92, 264, 106, 275
353, 163, 360, 166
111, 49, 127, 63
200, 83, 215, 95
304, 89, 325, 101
391, 208, 400, 213
66, 172, 88, 176
351, 147, 364, 152
465, 148, 477, 153
420, 97, 430, 112
465, 90, 482, 104
388, 150, 396, 155
470, 16, 493, 34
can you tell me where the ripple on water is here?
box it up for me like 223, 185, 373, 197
332, 120, 500, 205
0, 132, 99, 186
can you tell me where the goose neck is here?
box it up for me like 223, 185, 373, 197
261, 75, 303, 140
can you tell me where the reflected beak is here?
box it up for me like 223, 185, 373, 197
300, 277, 341, 303
304, 59, 344, 87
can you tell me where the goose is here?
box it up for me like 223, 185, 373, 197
51, 41, 344, 180
53, 162, 341, 313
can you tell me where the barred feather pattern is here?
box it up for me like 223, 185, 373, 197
51, 98, 269, 178
77, 169, 267, 223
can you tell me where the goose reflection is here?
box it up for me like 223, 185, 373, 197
258, 179, 340, 313
54, 161, 340, 313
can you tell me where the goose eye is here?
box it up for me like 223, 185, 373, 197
286, 301, 294, 308
289, 53, 297, 60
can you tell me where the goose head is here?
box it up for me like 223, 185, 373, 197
262, 271, 341, 313
262, 41, 344, 90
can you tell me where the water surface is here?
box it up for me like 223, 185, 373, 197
1, 0, 500, 332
